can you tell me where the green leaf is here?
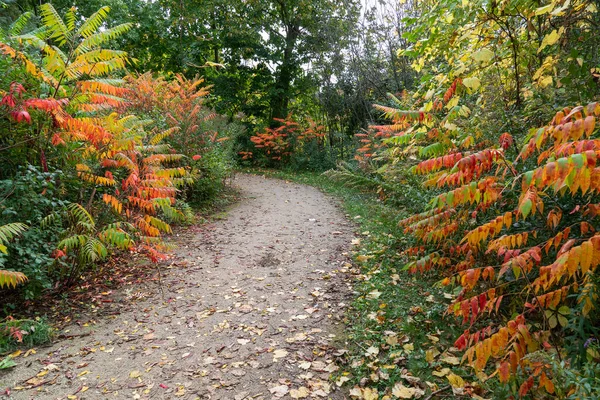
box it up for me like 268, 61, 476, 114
0, 356, 17, 370
520, 199, 533, 219
472, 49, 494, 63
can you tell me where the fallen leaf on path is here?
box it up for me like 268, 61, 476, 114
273, 349, 288, 361
269, 384, 289, 397
174, 386, 185, 396
336, 376, 350, 386
290, 386, 310, 398
129, 370, 141, 378
298, 361, 311, 370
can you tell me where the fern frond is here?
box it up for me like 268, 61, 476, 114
64, 7, 76, 32
9, 12, 32, 36
0, 223, 28, 254
67, 203, 95, 230
81, 237, 107, 262
150, 127, 179, 145
57, 234, 88, 251
373, 104, 422, 122
40, 211, 61, 229
99, 228, 133, 250
0, 270, 28, 289
75, 23, 132, 55
77, 6, 111, 38
39, 3, 70, 46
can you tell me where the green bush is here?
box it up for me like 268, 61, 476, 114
0, 166, 69, 298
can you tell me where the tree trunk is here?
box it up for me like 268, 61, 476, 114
270, 25, 299, 126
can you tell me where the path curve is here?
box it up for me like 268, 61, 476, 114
1, 174, 355, 400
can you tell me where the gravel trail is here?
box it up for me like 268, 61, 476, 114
0, 174, 355, 400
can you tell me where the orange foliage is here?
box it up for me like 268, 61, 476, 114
372, 78, 600, 391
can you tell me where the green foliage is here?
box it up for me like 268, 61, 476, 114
0, 355, 16, 370
0, 167, 68, 297
0, 317, 53, 355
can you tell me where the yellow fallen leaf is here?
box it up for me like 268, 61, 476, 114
403, 343, 414, 353
392, 383, 424, 399
447, 373, 465, 388
37, 370, 49, 378
426, 334, 439, 343
23, 349, 36, 357
174, 386, 185, 397
432, 368, 451, 377
77, 370, 89, 377
363, 387, 379, 400
272, 349, 288, 361
386, 335, 399, 346
129, 370, 141, 378
290, 386, 310, 399
440, 354, 460, 365
81, 386, 89, 393
9, 350, 22, 358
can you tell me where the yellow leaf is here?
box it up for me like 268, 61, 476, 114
447, 373, 465, 388
440, 354, 460, 365
9, 350, 22, 358
538, 76, 553, 88
23, 349, 36, 357
37, 370, 49, 378
462, 77, 481, 91
392, 383, 424, 399
432, 368, 451, 377
78, 370, 90, 377
535, 4, 554, 15
363, 387, 379, 400
538, 29, 563, 53
472, 49, 494, 63
290, 386, 310, 398
129, 370, 141, 378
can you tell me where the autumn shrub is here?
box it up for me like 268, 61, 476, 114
124, 72, 238, 206
329, 76, 600, 395
0, 4, 233, 302
245, 116, 332, 171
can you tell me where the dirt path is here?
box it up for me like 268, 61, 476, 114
1, 174, 355, 400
